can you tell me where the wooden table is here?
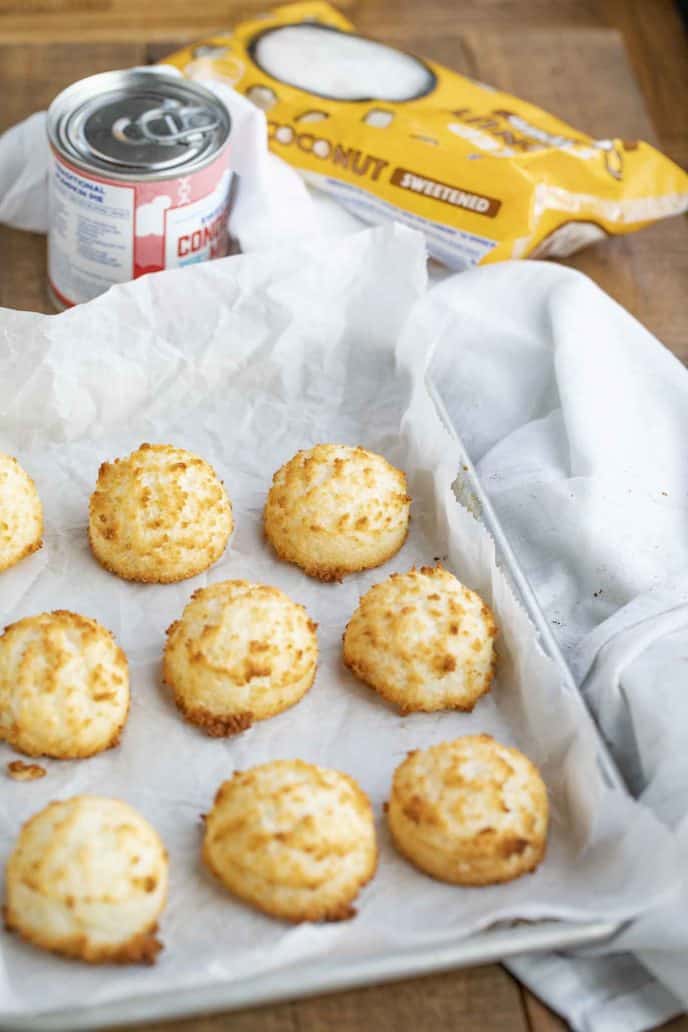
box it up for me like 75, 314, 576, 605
1, 3, 687, 1030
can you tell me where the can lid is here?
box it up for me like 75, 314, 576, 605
48, 69, 230, 177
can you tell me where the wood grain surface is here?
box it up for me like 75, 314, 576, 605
1, 4, 687, 1032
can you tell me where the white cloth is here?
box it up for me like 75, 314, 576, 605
2, 85, 688, 1032
423, 262, 688, 1030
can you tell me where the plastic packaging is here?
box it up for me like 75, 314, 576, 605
164, 1, 688, 270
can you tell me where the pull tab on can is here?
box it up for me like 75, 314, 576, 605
112, 99, 221, 148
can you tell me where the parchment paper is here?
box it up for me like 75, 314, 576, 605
0, 225, 679, 1023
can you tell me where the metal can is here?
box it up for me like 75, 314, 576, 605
47, 68, 233, 309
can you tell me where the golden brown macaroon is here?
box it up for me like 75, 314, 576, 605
202, 760, 377, 922
163, 580, 318, 736
343, 566, 497, 713
0, 610, 129, 759
264, 444, 410, 581
387, 735, 548, 886
4, 795, 168, 964
0, 452, 43, 573
89, 443, 233, 583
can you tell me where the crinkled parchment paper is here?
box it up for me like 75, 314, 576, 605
0, 225, 679, 1025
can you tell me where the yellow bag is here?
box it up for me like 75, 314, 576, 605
164, 1, 688, 270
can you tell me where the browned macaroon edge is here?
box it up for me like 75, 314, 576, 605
3, 907, 164, 965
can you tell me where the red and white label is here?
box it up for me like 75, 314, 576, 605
48, 147, 232, 307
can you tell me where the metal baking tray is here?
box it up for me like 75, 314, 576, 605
5, 379, 628, 1032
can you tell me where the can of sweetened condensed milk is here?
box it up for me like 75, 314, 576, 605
47, 68, 233, 308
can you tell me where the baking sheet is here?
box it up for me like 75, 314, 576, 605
0, 225, 680, 1028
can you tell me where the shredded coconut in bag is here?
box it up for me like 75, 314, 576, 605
165, 1, 688, 270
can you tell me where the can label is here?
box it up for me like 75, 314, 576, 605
48, 147, 232, 307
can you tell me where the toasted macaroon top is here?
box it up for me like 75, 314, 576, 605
165, 580, 317, 693
391, 735, 548, 850
343, 566, 496, 712
0, 610, 129, 758
204, 759, 376, 894
89, 443, 232, 579
0, 452, 43, 573
5, 795, 168, 952
266, 444, 410, 543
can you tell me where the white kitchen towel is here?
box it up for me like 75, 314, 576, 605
423, 261, 688, 1030
2, 85, 688, 1031
508, 581, 688, 1031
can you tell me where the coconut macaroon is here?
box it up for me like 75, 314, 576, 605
89, 443, 233, 583
264, 444, 410, 581
164, 580, 318, 736
0, 452, 43, 574
202, 760, 377, 922
343, 566, 497, 714
4, 796, 168, 964
388, 735, 548, 886
0, 610, 129, 759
